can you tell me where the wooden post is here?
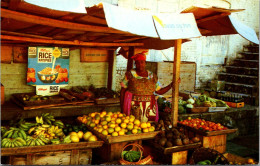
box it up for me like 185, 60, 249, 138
171, 39, 182, 127
126, 47, 134, 71
107, 50, 115, 90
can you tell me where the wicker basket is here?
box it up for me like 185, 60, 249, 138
119, 143, 153, 165
190, 147, 229, 165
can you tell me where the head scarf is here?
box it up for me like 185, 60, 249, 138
131, 51, 148, 61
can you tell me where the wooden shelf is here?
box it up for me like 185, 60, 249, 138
1, 141, 104, 156
218, 72, 258, 78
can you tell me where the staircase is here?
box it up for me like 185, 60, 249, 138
217, 43, 259, 106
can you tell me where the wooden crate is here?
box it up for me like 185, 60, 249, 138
93, 140, 141, 162
172, 150, 188, 165
146, 61, 196, 95
9, 149, 92, 165
183, 129, 227, 153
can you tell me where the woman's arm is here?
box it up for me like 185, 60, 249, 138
155, 83, 172, 95
155, 78, 181, 95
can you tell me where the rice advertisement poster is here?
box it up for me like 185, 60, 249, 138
27, 46, 70, 85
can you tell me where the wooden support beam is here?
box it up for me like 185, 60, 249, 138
196, 13, 230, 24
1, 8, 128, 35
1, 35, 144, 47
107, 50, 115, 90
1, 30, 53, 39
126, 47, 134, 71
171, 39, 182, 127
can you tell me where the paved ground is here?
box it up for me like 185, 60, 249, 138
226, 135, 259, 161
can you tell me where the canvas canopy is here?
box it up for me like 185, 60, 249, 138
182, 6, 259, 44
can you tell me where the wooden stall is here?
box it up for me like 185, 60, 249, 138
1, 1, 258, 165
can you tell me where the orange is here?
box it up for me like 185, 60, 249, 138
88, 135, 98, 142
109, 123, 116, 128
140, 122, 148, 129
97, 127, 103, 133
118, 113, 124, 118
90, 112, 96, 118
105, 116, 111, 122
70, 135, 80, 143
101, 121, 108, 126
101, 130, 108, 136
82, 118, 87, 124
134, 125, 139, 129
247, 159, 254, 164
118, 130, 125, 136
111, 132, 119, 137
77, 116, 83, 122
115, 126, 121, 132
127, 123, 134, 130
89, 122, 96, 128
131, 128, 138, 134
146, 122, 151, 128
108, 127, 114, 134
149, 126, 155, 132
77, 131, 84, 139
123, 119, 130, 124
133, 119, 141, 126
142, 128, 149, 133
116, 118, 122, 124
103, 125, 108, 130
94, 119, 100, 125
120, 123, 127, 129
70, 132, 78, 136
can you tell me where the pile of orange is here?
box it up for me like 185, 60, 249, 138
77, 111, 155, 137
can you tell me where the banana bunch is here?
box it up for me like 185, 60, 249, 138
26, 135, 49, 146
28, 124, 50, 136
2, 127, 27, 140
1, 126, 8, 136
36, 116, 44, 124
19, 122, 37, 132
1, 137, 27, 148
41, 113, 55, 125
52, 120, 64, 129
47, 125, 64, 139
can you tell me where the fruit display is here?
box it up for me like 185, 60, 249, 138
178, 117, 228, 132
153, 119, 200, 148
77, 111, 156, 137
20, 94, 50, 102
68, 131, 98, 143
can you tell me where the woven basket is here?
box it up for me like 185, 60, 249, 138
119, 143, 153, 165
190, 147, 229, 165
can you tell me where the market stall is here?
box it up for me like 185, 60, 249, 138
1, 0, 259, 165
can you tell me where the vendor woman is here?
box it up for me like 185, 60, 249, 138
120, 51, 174, 122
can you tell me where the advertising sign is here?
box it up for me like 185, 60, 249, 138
27, 46, 69, 85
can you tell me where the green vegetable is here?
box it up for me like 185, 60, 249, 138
197, 160, 211, 165
186, 104, 194, 109
187, 98, 195, 104
178, 105, 186, 114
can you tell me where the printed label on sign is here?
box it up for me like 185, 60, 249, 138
38, 47, 53, 63
28, 47, 37, 56
62, 48, 70, 57
36, 85, 60, 96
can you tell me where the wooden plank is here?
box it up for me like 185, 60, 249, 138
1, 141, 103, 156
32, 151, 71, 165
172, 39, 182, 127
1, 35, 144, 47
1, 8, 129, 35
107, 50, 115, 90
1, 30, 53, 39
10, 155, 27, 165
70, 149, 79, 165
1, 45, 12, 63
201, 134, 227, 153
171, 150, 188, 165
78, 149, 92, 165
13, 46, 28, 63
126, 47, 134, 71
196, 13, 230, 24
